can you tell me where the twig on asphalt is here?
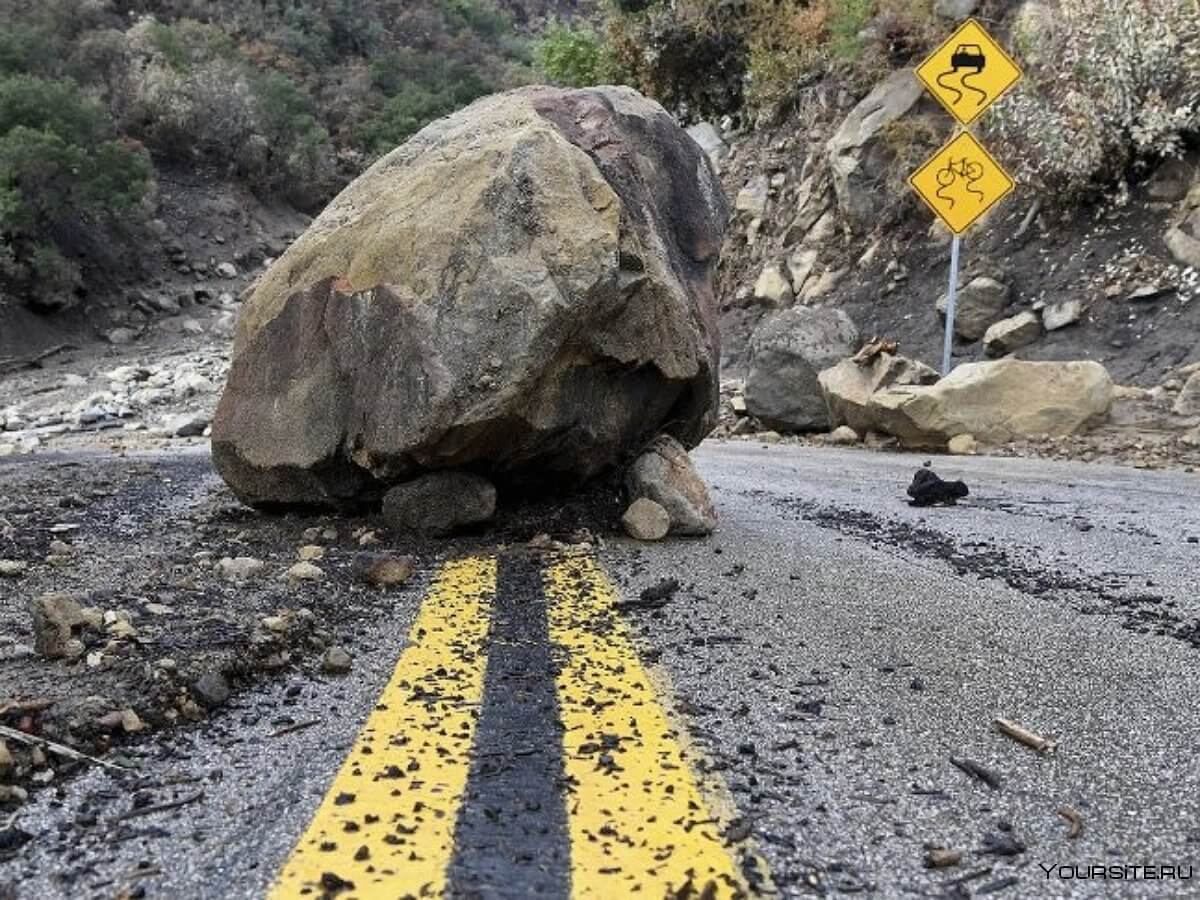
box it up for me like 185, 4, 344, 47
1057, 805, 1083, 839
269, 719, 322, 738
0, 724, 130, 772
994, 718, 1058, 755
949, 756, 1002, 790
112, 791, 204, 824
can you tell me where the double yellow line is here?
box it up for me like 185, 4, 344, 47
271, 554, 753, 899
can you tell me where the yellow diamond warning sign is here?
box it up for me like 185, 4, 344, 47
908, 131, 1013, 235
915, 18, 1022, 126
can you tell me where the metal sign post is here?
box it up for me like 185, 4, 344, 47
942, 234, 961, 376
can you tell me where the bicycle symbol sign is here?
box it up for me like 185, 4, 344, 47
908, 131, 1013, 235
915, 19, 1022, 125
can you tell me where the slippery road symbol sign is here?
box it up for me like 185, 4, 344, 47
908, 131, 1014, 235
915, 18, 1022, 125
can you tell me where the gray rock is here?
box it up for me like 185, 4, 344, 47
625, 435, 717, 536
192, 672, 231, 708
827, 71, 924, 225
828, 425, 860, 445
215, 556, 265, 582
621, 497, 670, 541
1174, 372, 1200, 417
936, 277, 1010, 341
1165, 183, 1200, 269
165, 412, 210, 437
216, 262, 239, 279
984, 311, 1043, 357
735, 174, 770, 219
212, 86, 726, 508
105, 327, 137, 345
1042, 298, 1083, 331
786, 248, 819, 295
354, 553, 415, 588
321, 647, 353, 675
753, 264, 793, 306
31, 593, 89, 659
686, 121, 729, 168
746, 308, 861, 432
0, 560, 27, 578
382, 471, 497, 536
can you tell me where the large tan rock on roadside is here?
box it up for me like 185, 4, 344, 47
818, 352, 939, 435
212, 86, 727, 507
865, 359, 1114, 448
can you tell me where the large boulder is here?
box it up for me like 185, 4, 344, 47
818, 352, 939, 435
212, 86, 727, 507
745, 308, 860, 432
865, 360, 1114, 448
936, 276, 1010, 341
827, 71, 924, 225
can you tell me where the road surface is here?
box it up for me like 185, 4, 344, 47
3, 442, 1199, 899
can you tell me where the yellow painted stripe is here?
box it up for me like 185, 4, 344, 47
271, 556, 496, 900
544, 555, 748, 898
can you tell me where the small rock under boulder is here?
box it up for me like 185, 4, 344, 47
212, 85, 726, 508
746, 307, 860, 432
626, 435, 717, 536
622, 497, 671, 541
382, 471, 497, 536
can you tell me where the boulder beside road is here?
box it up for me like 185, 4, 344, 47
745, 307, 860, 432
212, 85, 727, 508
819, 352, 939, 436
865, 359, 1114, 448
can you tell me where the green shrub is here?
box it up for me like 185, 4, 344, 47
0, 25, 55, 76
362, 50, 497, 153
535, 21, 610, 87
0, 76, 151, 309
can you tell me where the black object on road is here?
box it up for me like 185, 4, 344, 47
907, 468, 969, 507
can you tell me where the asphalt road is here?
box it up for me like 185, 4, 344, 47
4, 442, 1200, 899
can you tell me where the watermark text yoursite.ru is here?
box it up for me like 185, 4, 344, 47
1041, 864, 1193, 881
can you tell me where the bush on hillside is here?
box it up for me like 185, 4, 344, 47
605, 0, 748, 122
991, 0, 1200, 198
0, 76, 152, 310
535, 21, 611, 87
